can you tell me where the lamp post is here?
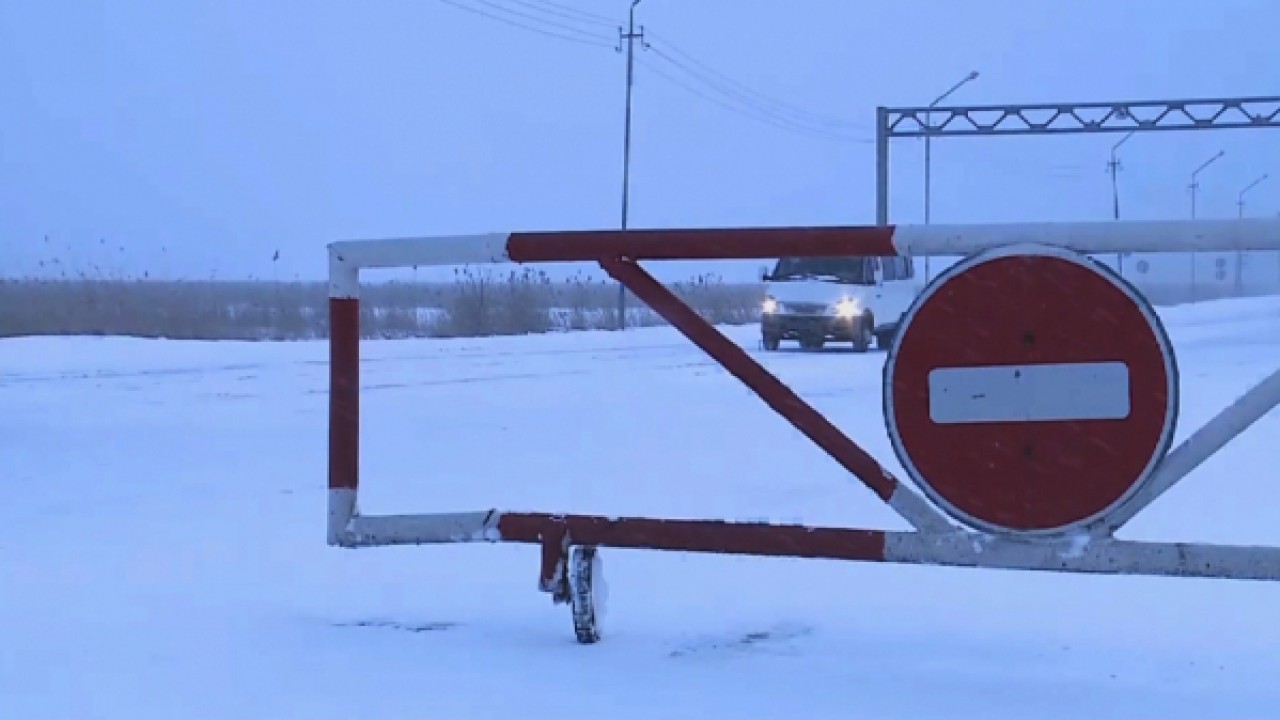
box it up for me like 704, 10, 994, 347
1238, 174, 1268, 218
1107, 130, 1137, 275
1187, 150, 1225, 302
923, 70, 979, 281
1108, 130, 1136, 221
1189, 150, 1224, 220
1234, 173, 1269, 295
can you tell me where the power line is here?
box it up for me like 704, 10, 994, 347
499, 0, 618, 28
638, 55, 872, 144
435, 0, 872, 143
636, 45, 872, 143
521, 0, 616, 25
436, 0, 614, 48
474, 0, 615, 42
645, 31, 868, 132
644, 46, 868, 140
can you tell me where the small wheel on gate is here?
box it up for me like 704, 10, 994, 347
568, 545, 606, 644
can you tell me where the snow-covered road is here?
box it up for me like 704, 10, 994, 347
4, 297, 1280, 719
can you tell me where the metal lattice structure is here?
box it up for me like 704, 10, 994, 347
875, 95, 1280, 224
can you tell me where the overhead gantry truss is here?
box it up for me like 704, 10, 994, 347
874, 95, 1280, 223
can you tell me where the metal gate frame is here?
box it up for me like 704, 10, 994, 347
327, 218, 1280, 605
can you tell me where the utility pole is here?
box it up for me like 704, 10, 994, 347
1106, 130, 1136, 275
923, 70, 979, 282
1188, 149, 1224, 302
1235, 173, 1269, 296
615, 0, 646, 330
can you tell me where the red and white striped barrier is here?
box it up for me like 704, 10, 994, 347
325, 218, 1280, 643
327, 217, 1280, 284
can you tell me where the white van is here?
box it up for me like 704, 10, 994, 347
759, 255, 923, 352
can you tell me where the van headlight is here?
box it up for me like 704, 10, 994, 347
833, 298, 859, 318
762, 296, 778, 314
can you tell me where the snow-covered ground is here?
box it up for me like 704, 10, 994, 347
4, 296, 1280, 719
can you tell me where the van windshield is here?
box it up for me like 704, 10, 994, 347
771, 257, 876, 284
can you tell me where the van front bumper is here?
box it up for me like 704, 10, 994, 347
762, 313, 862, 340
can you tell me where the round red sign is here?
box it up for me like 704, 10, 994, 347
883, 244, 1178, 536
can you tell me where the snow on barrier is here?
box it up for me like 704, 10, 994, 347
326, 218, 1280, 644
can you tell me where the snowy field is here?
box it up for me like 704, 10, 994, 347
4, 296, 1280, 719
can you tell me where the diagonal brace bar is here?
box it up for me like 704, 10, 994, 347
1102, 365, 1280, 535
598, 256, 951, 533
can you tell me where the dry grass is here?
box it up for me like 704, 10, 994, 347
0, 270, 765, 340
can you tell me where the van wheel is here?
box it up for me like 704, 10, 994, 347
762, 332, 781, 351
875, 328, 896, 350
851, 313, 873, 353
800, 334, 824, 351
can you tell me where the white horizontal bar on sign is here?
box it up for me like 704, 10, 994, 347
328, 233, 512, 270
928, 361, 1130, 424
894, 217, 1280, 256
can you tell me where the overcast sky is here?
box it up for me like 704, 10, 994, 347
2, 0, 1278, 283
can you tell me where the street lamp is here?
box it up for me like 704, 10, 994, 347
1234, 173, 1269, 296
1187, 150, 1225, 302
1108, 130, 1137, 221
1189, 150, 1224, 220
1238, 173, 1268, 218
1107, 129, 1137, 275
923, 70, 979, 281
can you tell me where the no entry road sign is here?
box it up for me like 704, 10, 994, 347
883, 244, 1179, 536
